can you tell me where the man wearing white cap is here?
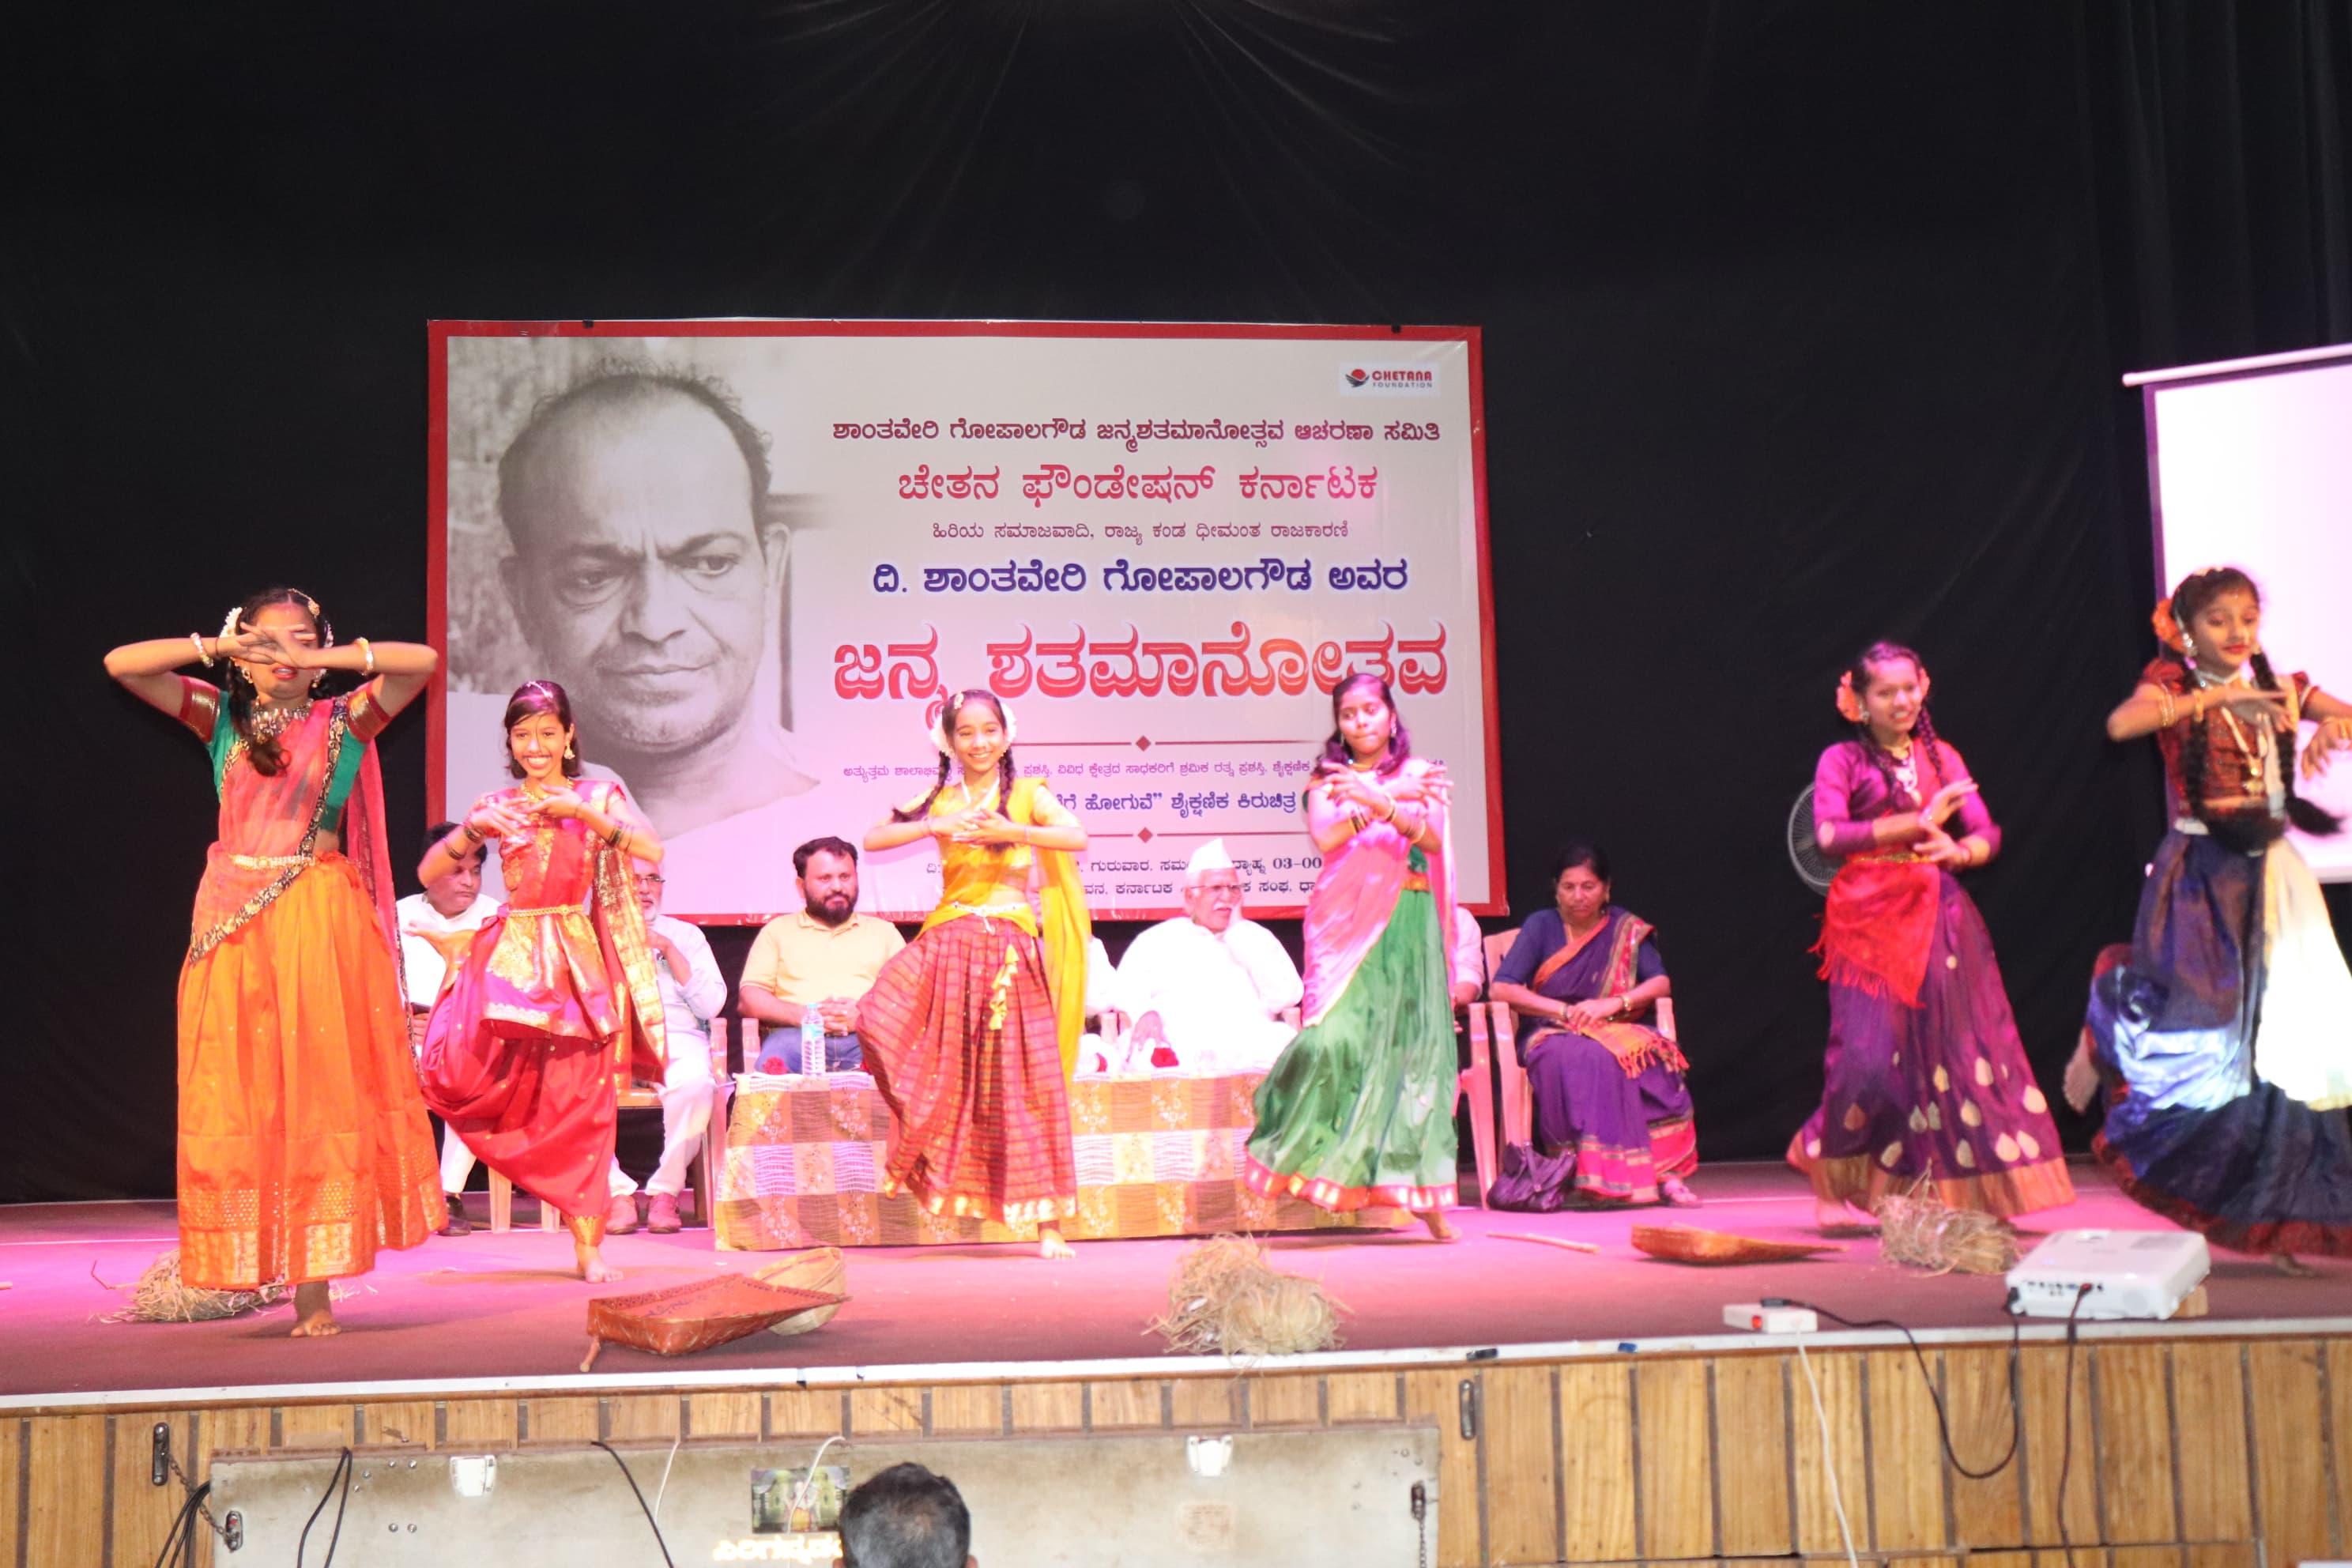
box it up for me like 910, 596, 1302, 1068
1115, 840, 1304, 1073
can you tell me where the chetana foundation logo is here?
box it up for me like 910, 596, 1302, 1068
1337, 360, 1438, 396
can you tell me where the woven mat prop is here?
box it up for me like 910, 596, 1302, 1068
1875, 1184, 2020, 1276
1630, 1224, 1846, 1265
1152, 1234, 1344, 1356
581, 1249, 847, 1371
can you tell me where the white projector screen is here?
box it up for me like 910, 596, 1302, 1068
2134, 343, 2352, 880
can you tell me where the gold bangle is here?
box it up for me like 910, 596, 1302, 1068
356, 636, 375, 675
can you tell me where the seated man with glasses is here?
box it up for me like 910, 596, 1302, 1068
605, 860, 726, 1234
1114, 839, 1303, 1074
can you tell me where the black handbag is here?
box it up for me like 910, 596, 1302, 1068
1483, 1140, 1581, 1212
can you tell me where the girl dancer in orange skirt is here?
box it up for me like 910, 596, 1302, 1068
106, 587, 443, 1336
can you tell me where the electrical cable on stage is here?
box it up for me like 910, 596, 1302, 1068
1769, 1296, 2025, 1479
2053, 1284, 2095, 1551
651, 1430, 685, 1528
593, 1438, 679, 1566
150, 1479, 206, 1568
152, 1433, 233, 1568
296, 1446, 352, 1568
1794, 1341, 1858, 1568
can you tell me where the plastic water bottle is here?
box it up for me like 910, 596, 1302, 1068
798, 1008, 826, 1076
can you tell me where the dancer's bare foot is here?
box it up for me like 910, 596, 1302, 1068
1815, 1198, 1879, 1234
289, 1282, 340, 1338
1038, 1227, 1076, 1260
1417, 1208, 1457, 1241
1658, 1174, 1701, 1208
575, 1242, 624, 1283
2272, 1252, 2320, 1278
2062, 1039, 2100, 1114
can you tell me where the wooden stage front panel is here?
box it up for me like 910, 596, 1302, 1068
6, 1329, 2341, 1568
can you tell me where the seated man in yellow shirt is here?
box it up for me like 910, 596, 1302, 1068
738, 836, 906, 1072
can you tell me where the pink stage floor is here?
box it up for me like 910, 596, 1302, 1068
5, 1161, 2348, 1404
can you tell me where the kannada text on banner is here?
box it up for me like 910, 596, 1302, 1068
432, 323, 1494, 922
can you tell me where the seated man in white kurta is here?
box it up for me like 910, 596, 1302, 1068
1118, 840, 1303, 1073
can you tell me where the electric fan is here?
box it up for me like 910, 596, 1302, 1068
1787, 784, 1836, 894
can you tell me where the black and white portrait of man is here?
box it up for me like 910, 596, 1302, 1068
443, 344, 831, 918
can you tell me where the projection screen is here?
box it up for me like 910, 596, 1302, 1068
2132, 341, 2352, 880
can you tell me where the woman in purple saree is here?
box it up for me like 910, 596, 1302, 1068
1489, 844, 1697, 1208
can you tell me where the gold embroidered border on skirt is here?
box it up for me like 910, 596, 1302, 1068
878, 1171, 1080, 1227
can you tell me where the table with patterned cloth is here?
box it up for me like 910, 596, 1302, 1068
714, 1070, 1408, 1249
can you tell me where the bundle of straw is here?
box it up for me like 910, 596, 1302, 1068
1875, 1183, 2020, 1276
1152, 1234, 1344, 1356
100, 1249, 295, 1324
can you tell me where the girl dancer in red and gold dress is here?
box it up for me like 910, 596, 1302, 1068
417, 680, 666, 1282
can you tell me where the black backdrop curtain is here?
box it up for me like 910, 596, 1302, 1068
5, 1, 2350, 1201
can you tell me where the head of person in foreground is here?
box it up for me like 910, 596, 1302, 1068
835, 1462, 974, 1568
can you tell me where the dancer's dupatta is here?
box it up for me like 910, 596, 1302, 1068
1031, 800, 1093, 1076
1298, 756, 1454, 1027
584, 781, 669, 1084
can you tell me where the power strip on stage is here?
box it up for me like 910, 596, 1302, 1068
1724, 1302, 1818, 1334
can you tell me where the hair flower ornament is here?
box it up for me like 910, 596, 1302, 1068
929, 689, 1017, 755
2150, 597, 2190, 655
1834, 671, 1865, 724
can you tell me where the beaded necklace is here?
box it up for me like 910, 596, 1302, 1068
247, 699, 313, 744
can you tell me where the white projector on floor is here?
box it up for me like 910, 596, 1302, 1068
2005, 1229, 2209, 1320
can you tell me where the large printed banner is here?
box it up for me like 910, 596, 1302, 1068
429, 322, 1497, 922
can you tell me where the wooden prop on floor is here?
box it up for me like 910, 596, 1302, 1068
1491, 1231, 1604, 1254
581, 1257, 847, 1370
1630, 1224, 1847, 1265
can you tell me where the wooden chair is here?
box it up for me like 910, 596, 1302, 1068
487, 1018, 731, 1234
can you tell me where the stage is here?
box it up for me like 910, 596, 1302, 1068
5, 1159, 2346, 1407
11, 1159, 2352, 1567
